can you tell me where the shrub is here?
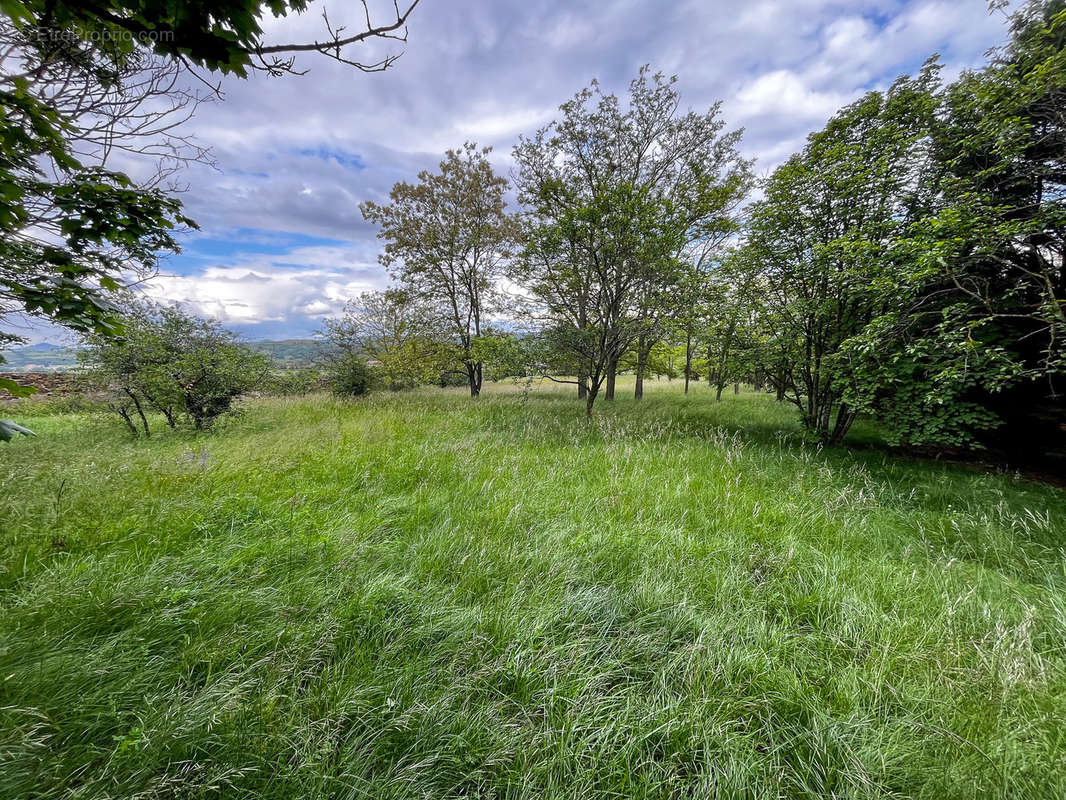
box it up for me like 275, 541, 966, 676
262, 368, 326, 396
82, 305, 269, 435
328, 354, 373, 398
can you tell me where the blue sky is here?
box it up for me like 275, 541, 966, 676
13, 0, 1018, 343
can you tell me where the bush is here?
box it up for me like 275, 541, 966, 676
328, 355, 373, 397
82, 305, 269, 435
262, 368, 326, 396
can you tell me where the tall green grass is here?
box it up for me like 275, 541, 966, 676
1, 380, 1064, 798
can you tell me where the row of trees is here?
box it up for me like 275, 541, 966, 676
2, 1, 1062, 460
341, 69, 754, 418
341, 1, 1063, 459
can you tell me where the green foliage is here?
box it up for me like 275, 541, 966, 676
0, 14, 198, 356
327, 354, 373, 398
81, 305, 269, 434
1, 384, 1064, 797
361, 143, 514, 397
0, 85, 195, 338
513, 67, 752, 415
741, 67, 941, 444
0, 417, 34, 441
0, 375, 35, 398
474, 330, 538, 381
827, 0, 1066, 452
322, 289, 459, 391
2, 1, 400, 76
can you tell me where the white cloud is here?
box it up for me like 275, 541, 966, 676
732, 69, 854, 124
143, 245, 387, 329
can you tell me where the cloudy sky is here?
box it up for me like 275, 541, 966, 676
24, 0, 1017, 343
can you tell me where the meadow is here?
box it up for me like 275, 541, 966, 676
1, 380, 1064, 799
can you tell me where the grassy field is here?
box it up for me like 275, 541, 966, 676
1, 380, 1064, 799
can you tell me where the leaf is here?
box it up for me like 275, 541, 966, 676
0, 0, 32, 24
0, 419, 35, 442
0, 376, 37, 398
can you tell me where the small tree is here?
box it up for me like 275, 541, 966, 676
360, 143, 514, 397
512, 68, 751, 417
322, 289, 455, 391
82, 305, 268, 435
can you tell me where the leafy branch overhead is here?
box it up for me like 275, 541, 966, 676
2, 0, 422, 76
0, 0, 422, 402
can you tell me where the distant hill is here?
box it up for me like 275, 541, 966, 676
1, 338, 328, 372
247, 339, 328, 367
1, 343, 80, 372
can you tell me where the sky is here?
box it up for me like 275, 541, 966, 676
15, 0, 1017, 344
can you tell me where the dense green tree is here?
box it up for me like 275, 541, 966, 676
741, 68, 939, 444
839, 0, 1065, 455
513, 68, 751, 417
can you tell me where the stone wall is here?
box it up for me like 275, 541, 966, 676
0, 372, 89, 402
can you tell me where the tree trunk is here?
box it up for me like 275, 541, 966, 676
467, 361, 482, 397
585, 383, 598, 419
684, 330, 692, 395
734, 382, 740, 396
827, 402, 856, 446
141, 388, 174, 428
604, 357, 618, 401
124, 389, 150, 437
716, 384, 724, 402
114, 405, 138, 437
577, 367, 588, 400
634, 336, 648, 400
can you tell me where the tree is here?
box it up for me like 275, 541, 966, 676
512, 68, 751, 417
361, 144, 514, 398
0, 23, 199, 396
741, 68, 940, 445
838, 0, 1066, 455
702, 253, 760, 402
82, 305, 269, 434
322, 289, 454, 390
327, 354, 373, 398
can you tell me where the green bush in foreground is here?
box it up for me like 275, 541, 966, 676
0, 381, 1063, 799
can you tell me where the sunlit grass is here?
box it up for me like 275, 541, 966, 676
2, 380, 1064, 798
